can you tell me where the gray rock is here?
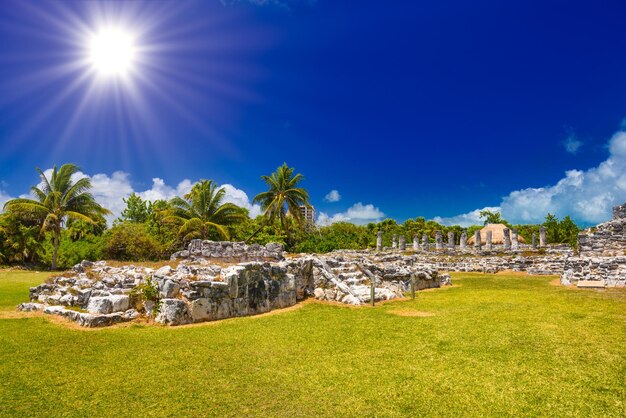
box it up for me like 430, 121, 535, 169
313, 288, 325, 299
154, 265, 172, 278
17, 302, 44, 312
155, 299, 192, 325
190, 298, 213, 321
87, 297, 113, 314
110, 295, 130, 312
159, 279, 180, 298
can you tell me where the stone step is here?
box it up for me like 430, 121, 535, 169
577, 280, 606, 289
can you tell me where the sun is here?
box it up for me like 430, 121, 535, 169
88, 28, 136, 77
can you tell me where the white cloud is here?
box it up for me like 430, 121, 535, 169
0, 189, 14, 210
433, 206, 500, 227
324, 189, 341, 202
317, 202, 385, 226
563, 135, 583, 154
15, 168, 261, 223
220, 184, 262, 218
136, 178, 193, 202
438, 129, 626, 226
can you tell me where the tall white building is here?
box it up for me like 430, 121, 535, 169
299, 205, 315, 226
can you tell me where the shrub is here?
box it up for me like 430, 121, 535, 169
103, 222, 165, 261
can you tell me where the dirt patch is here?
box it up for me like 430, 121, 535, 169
495, 270, 529, 276
388, 309, 435, 317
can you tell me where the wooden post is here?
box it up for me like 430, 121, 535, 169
370, 274, 375, 306
411, 273, 416, 300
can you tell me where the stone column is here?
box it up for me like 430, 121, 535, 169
485, 230, 493, 250
532, 233, 537, 250
539, 226, 546, 248
413, 235, 419, 251
448, 232, 455, 250
459, 231, 467, 249
376, 230, 383, 251
473, 230, 481, 250
422, 234, 429, 251
511, 228, 519, 250
392, 235, 398, 249
399, 235, 406, 251
503, 228, 511, 250
435, 231, 443, 250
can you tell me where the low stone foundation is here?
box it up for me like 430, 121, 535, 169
19, 245, 451, 327
170, 240, 285, 262
560, 256, 626, 287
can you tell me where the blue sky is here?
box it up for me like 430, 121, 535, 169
1, 0, 626, 226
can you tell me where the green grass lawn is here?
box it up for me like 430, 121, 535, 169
1, 271, 624, 417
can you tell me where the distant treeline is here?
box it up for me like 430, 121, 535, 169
0, 164, 581, 269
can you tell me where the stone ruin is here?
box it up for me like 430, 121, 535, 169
18, 240, 451, 328
372, 203, 626, 288
18, 203, 626, 327
560, 203, 626, 287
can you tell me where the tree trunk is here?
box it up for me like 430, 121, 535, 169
280, 213, 293, 249
245, 219, 267, 244
51, 235, 59, 271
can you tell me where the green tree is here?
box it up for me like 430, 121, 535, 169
164, 180, 246, 242
103, 222, 164, 261
3, 164, 110, 270
251, 163, 310, 247
119, 193, 150, 223
479, 210, 505, 225
0, 213, 42, 265
543, 213, 559, 244
558, 216, 580, 247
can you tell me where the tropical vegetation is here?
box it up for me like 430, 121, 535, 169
0, 163, 583, 269
2, 164, 110, 269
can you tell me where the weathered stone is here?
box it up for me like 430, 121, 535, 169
399, 235, 406, 251
376, 230, 383, 251
190, 298, 214, 321
155, 299, 192, 325
532, 233, 537, 250
459, 232, 467, 249
159, 279, 180, 299
413, 235, 419, 251
392, 235, 398, 249
485, 231, 493, 251
110, 295, 130, 312
540, 226, 546, 248
511, 228, 519, 250
435, 231, 443, 250
577, 280, 606, 288
422, 234, 429, 251
474, 230, 481, 250
154, 265, 172, 278
17, 302, 44, 312
448, 232, 455, 250
503, 228, 511, 250
87, 297, 113, 314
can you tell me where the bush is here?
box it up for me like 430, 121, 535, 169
103, 222, 165, 261
38, 233, 105, 269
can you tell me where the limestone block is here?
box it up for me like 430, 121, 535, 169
87, 297, 113, 314
155, 299, 192, 325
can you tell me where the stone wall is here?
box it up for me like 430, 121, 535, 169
561, 256, 626, 287
577, 203, 626, 257
170, 240, 285, 262
19, 247, 451, 327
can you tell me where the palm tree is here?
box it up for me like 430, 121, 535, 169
250, 163, 310, 245
164, 180, 246, 242
3, 164, 111, 270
